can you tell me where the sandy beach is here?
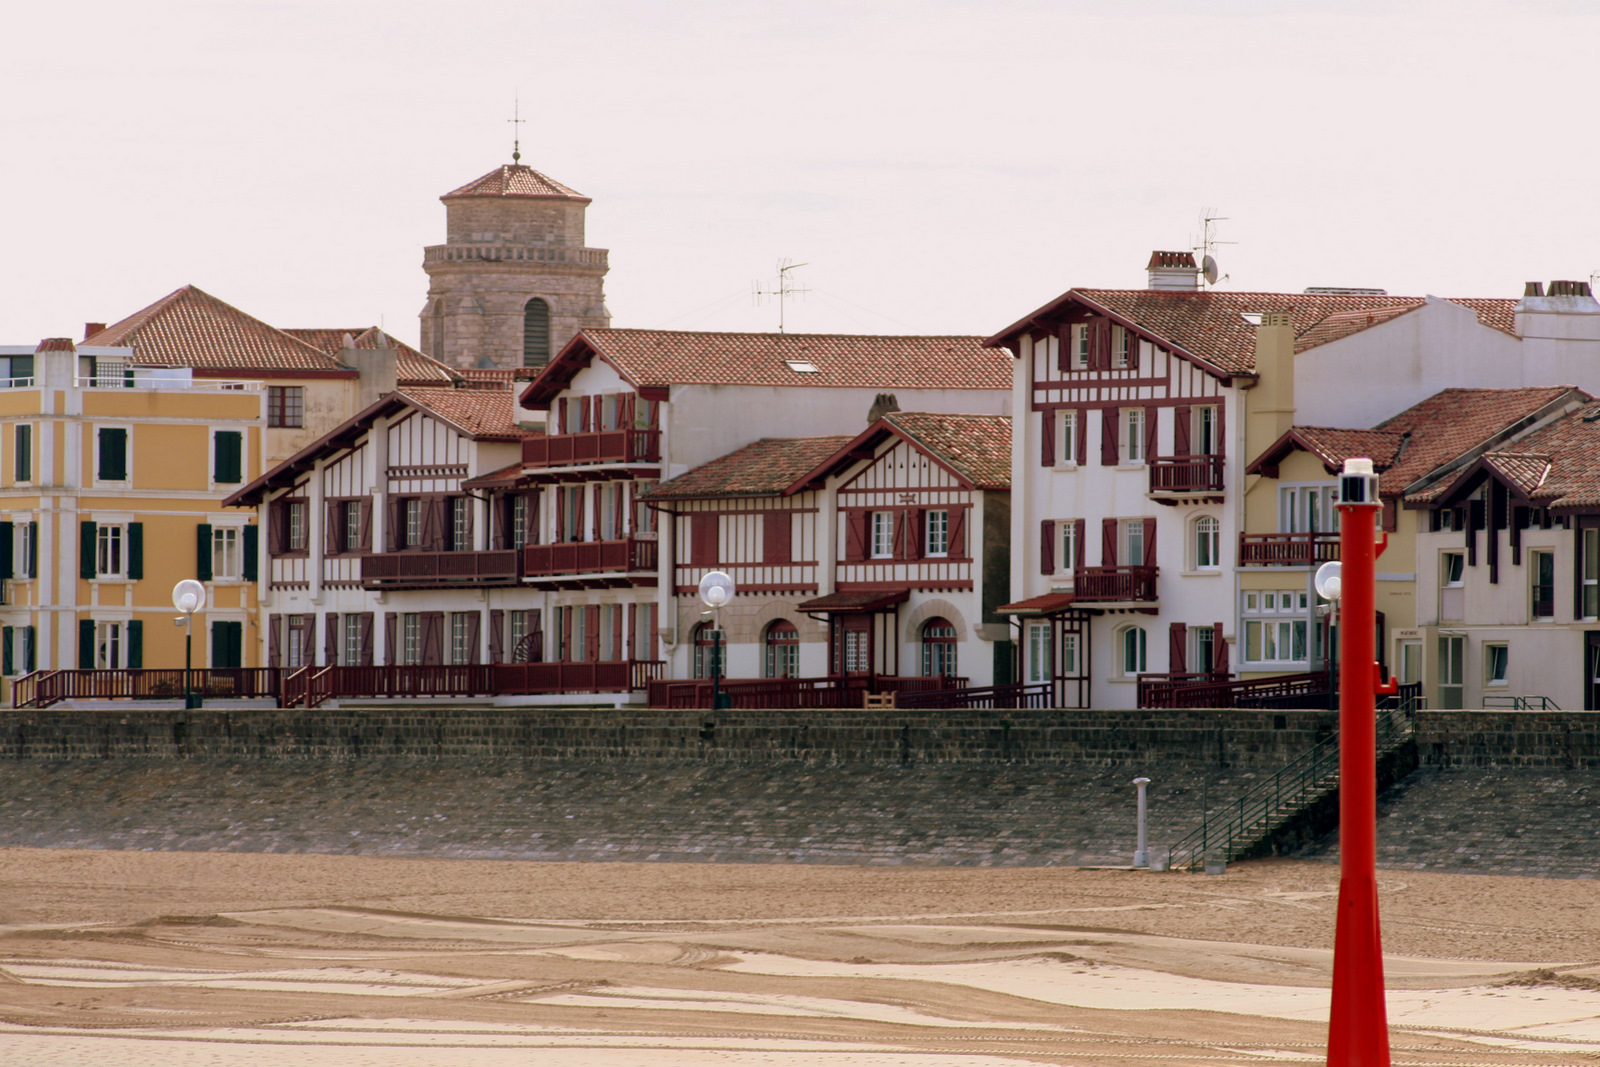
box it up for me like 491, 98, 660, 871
2, 849, 1600, 1065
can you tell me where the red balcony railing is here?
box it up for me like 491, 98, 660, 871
523, 538, 658, 577
1073, 565, 1158, 601
361, 550, 521, 588
1137, 670, 1330, 709
293, 661, 667, 707
1238, 532, 1340, 567
14, 668, 282, 709
523, 429, 661, 467
645, 674, 963, 710
1148, 454, 1225, 493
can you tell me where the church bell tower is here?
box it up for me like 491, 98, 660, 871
420, 162, 610, 370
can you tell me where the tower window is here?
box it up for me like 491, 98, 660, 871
523, 297, 551, 368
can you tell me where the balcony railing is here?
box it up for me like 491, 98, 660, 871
1072, 565, 1158, 602
523, 537, 658, 578
1148, 455, 1225, 494
289, 660, 666, 708
361, 550, 522, 588
1138, 670, 1330, 709
14, 668, 282, 709
1238, 532, 1340, 567
645, 675, 963, 710
523, 429, 661, 467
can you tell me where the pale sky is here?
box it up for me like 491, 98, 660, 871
5, 0, 1598, 349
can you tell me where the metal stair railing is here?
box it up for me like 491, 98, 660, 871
1165, 707, 1411, 871
1482, 694, 1559, 710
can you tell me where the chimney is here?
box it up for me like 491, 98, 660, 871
1146, 250, 1201, 291
867, 392, 899, 423
1244, 311, 1296, 465
346, 331, 398, 410
83, 322, 106, 341
1523, 282, 1545, 298
1514, 279, 1600, 341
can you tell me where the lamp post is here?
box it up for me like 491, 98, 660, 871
1132, 776, 1151, 868
698, 571, 735, 710
172, 579, 206, 710
1322, 458, 1397, 1066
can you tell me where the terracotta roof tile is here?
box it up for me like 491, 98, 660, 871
882, 411, 1011, 489
400, 387, 539, 441
1288, 427, 1407, 473
461, 460, 530, 490
442, 164, 589, 202
286, 327, 461, 383
1481, 452, 1553, 497
1456, 400, 1600, 509
642, 436, 855, 500
576, 329, 1010, 391
1372, 387, 1577, 495
85, 286, 347, 373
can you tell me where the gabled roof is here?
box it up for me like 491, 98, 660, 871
85, 286, 354, 375
1422, 399, 1600, 512
1249, 387, 1584, 497
442, 164, 590, 203
519, 328, 1010, 407
225, 387, 538, 506
286, 327, 460, 383
786, 411, 1013, 494
986, 288, 1519, 378
639, 436, 853, 502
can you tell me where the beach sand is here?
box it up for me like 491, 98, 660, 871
2, 848, 1599, 1065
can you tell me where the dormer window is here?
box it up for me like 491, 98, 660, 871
783, 359, 819, 374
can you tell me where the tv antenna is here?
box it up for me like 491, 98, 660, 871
1192, 211, 1235, 287
753, 259, 811, 333
508, 94, 525, 164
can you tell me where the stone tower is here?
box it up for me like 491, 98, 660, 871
419, 163, 610, 370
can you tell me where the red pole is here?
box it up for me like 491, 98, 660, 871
1327, 458, 1392, 1065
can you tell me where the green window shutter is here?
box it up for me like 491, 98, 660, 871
243, 524, 259, 581
127, 620, 142, 668
3, 627, 13, 676
128, 522, 144, 580
80, 521, 97, 579
14, 425, 29, 482
98, 428, 127, 481
0, 522, 12, 581
196, 523, 213, 581
214, 431, 242, 484
22, 626, 34, 673
78, 619, 94, 668
27, 521, 37, 578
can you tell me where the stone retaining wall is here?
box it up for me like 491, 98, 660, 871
1413, 710, 1600, 768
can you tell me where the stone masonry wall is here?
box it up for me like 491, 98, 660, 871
1413, 710, 1600, 767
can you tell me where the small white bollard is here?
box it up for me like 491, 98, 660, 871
1132, 776, 1151, 868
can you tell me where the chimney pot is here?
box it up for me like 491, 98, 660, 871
83, 322, 106, 340
1146, 250, 1201, 291
1524, 282, 1545, 298
1549, 280, 1594, 298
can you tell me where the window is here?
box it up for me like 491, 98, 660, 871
1194, 406, 1219, 456
267, 386, 304, 428
96, 621, 125, 668
1123, 519, 1144, 568
1112, 326, 1131, 369
1441, 551, 1465, 585
1026, 622, 1052, 684
403, 614, 421, 666
284, 615, 309, 668
842, 628, 870, 673
511, 495, 531, 549
213, 430, 243, 484
1118, 626, 1147, 676
405, 499, 422, 549
508, 609, 536, 662
211, 620, 243, 669
1242, 588, 1310, 665
14, 424, 31, 482
764, 620, 799, 678
1440, 551, 1465, 622
16, 520, 36, 579
212, 527, 240, 580
345, 502, 362, 553
1531, 550, 1555, 620
451, 612, 473, 664
1585, 528, 1600, 620
598, 604, 618, 661
870, 511, 895, 558
523, 297, 551, 368
1057, 409, 1079, 464
1059, 521, 1078, 576
1485, 643, 1509, 687
1070, 324, 1088, 370
1438, 635, 1464, 709
452, 497, 471, 551
1399, 640, 1423, 686
925, 510, 949, 557
344, 614, 364, 665
97, 427, 128, 482
1193, 516, 1221, 570
288, 501, 308, 553
921, 617, 958, 677
634, 481, 658, 536
1124, 408, 1146, 463
560, 487, 582, 542
97, 524, 125, 578
1280, 485, 1337, 533
1192, 626, 1216, 675
692, 621, 717, 679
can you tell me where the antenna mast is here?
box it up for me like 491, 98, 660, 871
752, 259, 811, 333
1192, 210, 1235, 288
508, 95, 525, 164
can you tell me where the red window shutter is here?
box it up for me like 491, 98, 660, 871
556, 398, 566, 433
574, 488, 586, 541
1382, 498, 1397, 532
1040, 409, 1055, 467
357, 500, 372, 551
1144, 405, 1158, 462
626, 604, 636, 660
906, 508, 924, 559
489, 609, 504, 663
1101, 408, 1120, 466
612, 606, 624, 663
1056, 326, 1072, 372
580, 397, 592, 432
1102, 518, 1118, 566
1073, 519, 1086, 569
1089, 318, 1111, 369
383, 612, 397, 665
892, 510, 906, 558
1169, 622, 1187, 673
555, 490, 566, 543
1143, 517, 1157, 567
1126, 327, 1140, 370
359, 613, 374, 666
1075, 409, 1088, 465
1173, 406, 1192, 455
325, 502, 342, 554
561, 608, 573, 661
421, 612, 443, 665
585, 605, 601, 662
1040, 520, 1055, 574
845, 510, 868, 561
324, 612, 338, 665
648, 603, 659, 660
691, 513, 718, 565
947, 507, 966, 558
1212, 621, 1228, 675
267, 613, 281, 667
764, 511, 792, 564
465, 611, 481, 665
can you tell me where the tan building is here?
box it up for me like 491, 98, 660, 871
420, 163, 611, 372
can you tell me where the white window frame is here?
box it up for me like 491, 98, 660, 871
1122, 519, 1144, 568
1584, 527, 1600, 621
925, 509, 949, 557
15, 517, 34, 580
1111, 326, 1131, 369
211, 525, 241, 581
284, 614, 307, 668
1484, 642, 1509, 687
1192, 626, 1215, 676
1060, 521, 1078, 576
14, 423, 34, 484
1026, 622, 1052, 684
1279, 483, 1337, 534
1441, 551, 1465, 587
1530, 549, 1556, 621
344, 614, 363, 664
287, 500, 308, 553
1070, 324, 1088, 370
633, 481, 657, 537
1057, 409, 1079, 465
1241, 588, 1310, 667
405, 498, 422, 548
451, 612, 472, 665
509, 610, 531, 662
345, 501, 362, 552
1116, 625, 1147, 677
96, 523, 127, 579
1192, 515, 1221, 571
869, 511, 895, 559
94, 619, 126, 669
1194, 406, 1219, 455
1124, 408, 1146, 464
452, 497, 472, 551
1438, 635, 1464, 709
403, 614, 421, 665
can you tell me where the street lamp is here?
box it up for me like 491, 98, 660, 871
698, 570, 735, 710
172, 579, 206, 710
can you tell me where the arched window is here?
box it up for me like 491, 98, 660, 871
692, 621, 717, 679
1118, 625, 1147, 676
764, 620, 798, 678
1193, 515, 1221, 570
523, 297, 552, 368
921, 616, 958, 678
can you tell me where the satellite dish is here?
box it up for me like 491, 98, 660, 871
1202, 255, 1220, 286
1314, 561, 1343, 602
698, 570, 735, 609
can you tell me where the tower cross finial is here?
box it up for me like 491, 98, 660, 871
508, 95, 525, 164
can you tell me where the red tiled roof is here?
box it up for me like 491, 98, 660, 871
442, 164, 589, 202
882, 411, 1011, 489
1273, 427, 1407, 474
1480, 452, 1553, 497
642, 436, 854, 500
991, 289, 1520, 377
796, 590, 910, 613
85, 286, 349, 374
461, 460, 529, 490
36, 337, 75, 352
1439, 400, 1600, 510
401, 387, 539, 441
286, 328, 461, 383
997, 592, 1078, 615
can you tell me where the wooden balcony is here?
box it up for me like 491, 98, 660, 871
1238, 532, 1339, 567
1072, 565, 1158, 602
522, 537, 658, 584
523, 429, 661, 468
1148, 455, 1224, 496
361, 550, 521, 589
289, 660, 666, 708
645, 674, 962, 710
1137, 670, 1330, 710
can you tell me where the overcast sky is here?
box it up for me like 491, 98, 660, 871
5, 0, 1597, 348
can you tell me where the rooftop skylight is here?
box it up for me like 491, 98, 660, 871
783, 359, 819, 373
